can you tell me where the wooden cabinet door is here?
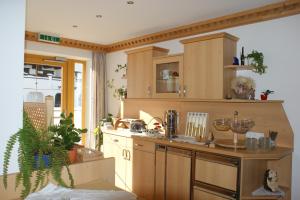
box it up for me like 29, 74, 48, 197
155, 147, 166, 200
152, 54, 184, 98
112, 141, 127, 190
132, 149, 155, 200
183, 38, 224, 99
125, 148, 133, 192
127, 50, 153, 98
166, 148, 191, 200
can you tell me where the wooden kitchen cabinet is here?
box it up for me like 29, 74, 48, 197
180, 32, 237, 99
126, 46, 169, 98
155, 145, 192, 200
166, 147, 192, 200
132, 139, 155, 200
103, 133, 133, 191
152, 54, 184, 98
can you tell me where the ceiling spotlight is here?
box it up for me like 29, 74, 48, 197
96, 14, 102, 18
127, 1, 134, 5
72, 25, 78, 28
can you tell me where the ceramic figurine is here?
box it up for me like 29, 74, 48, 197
264, 169, 279, 192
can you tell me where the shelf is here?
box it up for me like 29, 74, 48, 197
242, 186, 289, 200
224, 65, 254, 70
124, 98, 284, 104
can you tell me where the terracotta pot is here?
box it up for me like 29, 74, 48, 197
261, 94, 268, 100
68, 148, 77, 164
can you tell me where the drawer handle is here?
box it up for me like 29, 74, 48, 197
135, 143, 143, 147
113, 139, 119, 142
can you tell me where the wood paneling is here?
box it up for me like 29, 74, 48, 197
166, 149, 191, 200
132, 149, 155, 200
123, 99, 293, 148
26, 1, 300, 52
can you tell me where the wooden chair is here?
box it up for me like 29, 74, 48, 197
23, 96, 54, 130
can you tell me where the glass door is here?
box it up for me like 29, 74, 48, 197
153, 54, 183, 98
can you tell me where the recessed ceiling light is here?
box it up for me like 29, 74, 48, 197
72, 25, 78, 28
127, 1, 134, 5
96, 14, 102, 18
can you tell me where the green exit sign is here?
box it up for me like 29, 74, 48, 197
38, 33, 60, 44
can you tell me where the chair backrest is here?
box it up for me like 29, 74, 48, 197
23, 96, 54, 130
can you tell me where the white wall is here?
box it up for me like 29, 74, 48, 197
0, 0, 26, 174
106, 14, 300, 199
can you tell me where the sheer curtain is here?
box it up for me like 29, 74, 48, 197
88, 51, 107, 148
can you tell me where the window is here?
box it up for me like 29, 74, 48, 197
24, 54, 86, 133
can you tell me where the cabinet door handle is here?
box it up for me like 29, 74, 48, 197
134, 143, 143, 147
183, 85, 186, 97
177, 85, 181, 97
124, 149, 128, 160
122, 149, 126, 158
147, 86, 151, 96
113, 139, 119, 142
127, 150, 131, 161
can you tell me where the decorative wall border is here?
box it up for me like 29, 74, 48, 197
25, 31, 107, 52
25, 0, 300, 53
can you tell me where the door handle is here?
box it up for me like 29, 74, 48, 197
177, 85, 181, 97
134, 143, 143, 147
113, 139, 119, 142
183, 85, 186, 97
122, 149, 126, 158
127, 150, 131, 161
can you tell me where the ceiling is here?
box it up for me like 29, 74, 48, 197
26, 0, 281, 45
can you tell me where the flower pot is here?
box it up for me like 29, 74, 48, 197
33, 154, 51, 169
261, 94, 268, 100
68, 148, 77, 164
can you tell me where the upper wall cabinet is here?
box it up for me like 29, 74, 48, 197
152, 54, 184, 98
180, 32, 238, 99
126, 46, 169, 98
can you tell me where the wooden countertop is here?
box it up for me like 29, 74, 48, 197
102, 130, 292, 160
132, 135, 292, 160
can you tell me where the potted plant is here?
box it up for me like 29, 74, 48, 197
94, 113, 113, 151
2, 112, 74, 199
49, 112, 87, 163
247, 50, 267, 75
261, 90, 274, 100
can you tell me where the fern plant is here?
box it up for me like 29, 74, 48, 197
2, 112, 74, 199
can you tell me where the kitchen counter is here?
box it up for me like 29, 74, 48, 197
103, 129, 293, 160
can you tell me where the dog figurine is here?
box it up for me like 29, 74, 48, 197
264, 169, 279, 192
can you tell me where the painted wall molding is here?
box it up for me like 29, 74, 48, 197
25, 0, 300, 52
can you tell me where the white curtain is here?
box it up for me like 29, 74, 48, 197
87, 51, 107, 148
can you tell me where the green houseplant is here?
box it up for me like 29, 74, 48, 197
94, 113, 113, 151
49, 112, 87, 163
247, 50, 267, 75
2, 112, 74, 199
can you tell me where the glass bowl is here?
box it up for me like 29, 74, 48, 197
230, 119, 255, 134
213, 118, 231, 131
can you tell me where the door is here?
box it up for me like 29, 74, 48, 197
112, 139, 127, 190
132, 149, 155, 200
153, 54, 183, 98
166, 147, 191, 200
